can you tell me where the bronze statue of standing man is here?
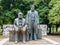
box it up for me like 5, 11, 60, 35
26, 5, 41, 40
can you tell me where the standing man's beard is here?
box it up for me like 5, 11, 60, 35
31, 10, 35, 12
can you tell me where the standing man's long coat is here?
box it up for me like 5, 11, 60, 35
26, 10, 39, 34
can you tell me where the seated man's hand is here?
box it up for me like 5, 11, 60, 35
22, 25, 27, 31
14, 25, 18, 31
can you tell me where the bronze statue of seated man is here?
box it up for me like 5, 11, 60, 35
14, 12, 27, 43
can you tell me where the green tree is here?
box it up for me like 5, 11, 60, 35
3, 8, 21, 24
0, 0, 50, 25
48, 0, 60, 32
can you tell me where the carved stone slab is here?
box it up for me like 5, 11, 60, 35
3, 25, 14, 36
40, 25, 47, 36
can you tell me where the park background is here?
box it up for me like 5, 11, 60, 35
0, 0, 60, 35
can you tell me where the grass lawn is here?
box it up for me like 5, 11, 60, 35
47, 27, 60, 33
47, 27, 60, 34
0, 29, 7, 39
0, 35, 8, 39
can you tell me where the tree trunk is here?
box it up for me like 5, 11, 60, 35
49, 26, 51, 34
49, 24, 52, 34
56, 24, 59, 32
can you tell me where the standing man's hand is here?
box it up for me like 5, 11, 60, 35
37, 24, 39, 29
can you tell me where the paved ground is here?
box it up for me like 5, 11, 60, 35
0, 38, 9, 45
4, 39, 52, 45
3, 36, 60, 45
43, 35, 60, 43
0, 35, 60, 45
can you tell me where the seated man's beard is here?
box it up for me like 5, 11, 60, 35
19, 18, 22, 20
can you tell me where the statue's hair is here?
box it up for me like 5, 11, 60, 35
18, 12, 23, 15
30, 5, 35, 8
18, 12, 23, 18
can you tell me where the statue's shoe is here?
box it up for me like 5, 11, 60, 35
23, 41, 26, 43
34, 39, 37, 41
15, 41, 18, 44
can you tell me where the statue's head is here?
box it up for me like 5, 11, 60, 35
30, 5, 35, 12
18, 12, 23, 20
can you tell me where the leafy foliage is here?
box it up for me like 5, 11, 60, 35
48, 0, 60, 24
0, 0, 50, 25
